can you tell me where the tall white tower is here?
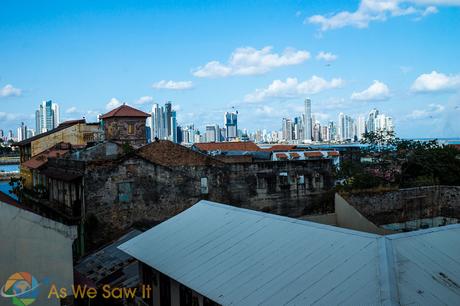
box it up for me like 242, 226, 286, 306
304, 98, 312, 142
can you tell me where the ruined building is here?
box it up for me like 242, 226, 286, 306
16, 104, 337, 254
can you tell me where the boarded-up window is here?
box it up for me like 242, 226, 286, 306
118, 182, 132, 202
128, 123, 135, 134
200, 177, 208, 194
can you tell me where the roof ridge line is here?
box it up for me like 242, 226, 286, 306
377, 238, 400, 305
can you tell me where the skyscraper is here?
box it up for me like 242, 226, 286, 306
357, 116, 366, 140
205, 124, 220, 142
165, 102, 172, 138
17, 122, 27, 142
304, 98, 312, 142
367, 109, 379, 133
35, 100, 60, 134
338, 112, 345, 141
170, 110, 177, 143
282, 118, 293, 141
224, 111, 238, 141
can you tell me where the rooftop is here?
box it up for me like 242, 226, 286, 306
14, 119, 87, 146
100, 104, 150, 119
22, 143, 72, 170
137, 140, 223, 167
194, 141, 261, 152
119, 200, 460, 306
75, 229, 142, 288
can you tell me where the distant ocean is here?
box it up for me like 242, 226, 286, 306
0, 164, 19, 200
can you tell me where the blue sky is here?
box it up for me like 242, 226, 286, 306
1, 0, 460, 138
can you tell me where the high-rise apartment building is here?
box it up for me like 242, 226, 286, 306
357, 116, 366, 140
35, 100, 60, 134
304, 99, 312, 142
17, 122, 27, 142
224, 111, 238, 141
205, 124, 220, 142
146, 102, 180, 143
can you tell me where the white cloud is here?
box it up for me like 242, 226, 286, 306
106, 97, 122, 110
351, 80, 391, 101
316, 51, 338, 62
66, 106, 78, 114
306, 0, 450, 31
255, 105, 277, 116
152, 80, 193, 90
193, 46, 310, 78
244, 76, 344, 103
407, 103, 445, 119
136, 96, 154, 104
411, 71, 460, 93
0, 84, 22, 97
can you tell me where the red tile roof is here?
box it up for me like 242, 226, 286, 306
275, 153, 288, 159
304, 151, 323, 158
194, 142, 261, 152
327, 151, 340, 157
261, 145, 298, 152
100, 104, 150, 119
137, 140, 223, 167
22, 148, 70, 170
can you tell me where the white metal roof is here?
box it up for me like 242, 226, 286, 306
119, 201, 460, 306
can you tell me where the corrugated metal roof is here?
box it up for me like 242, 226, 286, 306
118, 201, 460, 305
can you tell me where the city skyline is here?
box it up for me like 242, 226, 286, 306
1, 1, 460, 138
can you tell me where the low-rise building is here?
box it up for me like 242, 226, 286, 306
14, 119, 100, 189
119, 200, 460, 306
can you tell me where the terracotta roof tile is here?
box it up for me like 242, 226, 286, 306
23, 148, 70, 170
261, 145, 298, 152
194, 142, 261, 152
100, 104, 150, 119
304, 151, 323, 158
275, 153, 288, 159
137, 140, 223, 167
327, 151, 340, 157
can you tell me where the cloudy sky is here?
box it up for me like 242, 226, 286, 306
1, 0, 460, 138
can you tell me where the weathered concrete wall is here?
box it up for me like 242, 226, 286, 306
343, 186, 460, 225
0, 202, 77, 306
82, 156, 335, 244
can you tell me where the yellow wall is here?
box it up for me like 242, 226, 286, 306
31, 123, 99, 156
20, 166, 33, 189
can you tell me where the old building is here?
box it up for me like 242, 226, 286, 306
14, 119, 100, 189
119, 200, 460, 306
18, 105, 336, 254
100, 104, 150, 146
36, 139, 334, 251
